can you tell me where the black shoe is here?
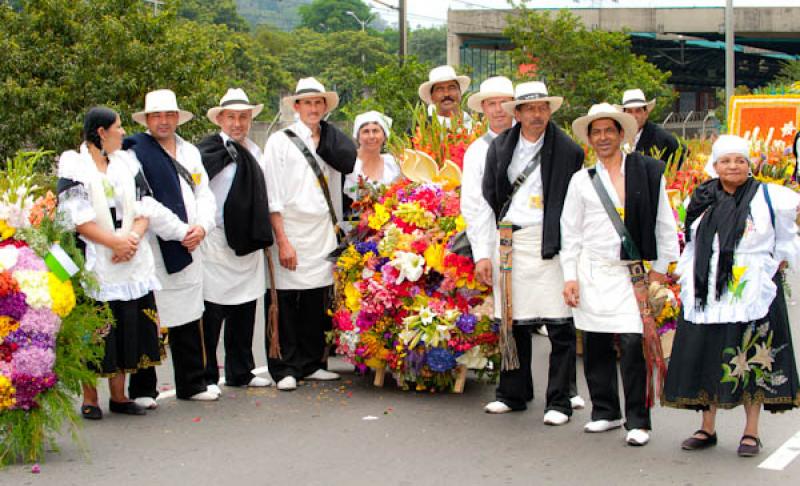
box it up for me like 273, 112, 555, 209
681, 429, 717, 450
81, 404, 103, 420
109, 400, 146, 416
737, 435, 762, 457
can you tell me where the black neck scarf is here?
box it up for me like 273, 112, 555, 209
686, 177, 760, 307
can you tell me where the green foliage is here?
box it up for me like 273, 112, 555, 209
278, 29, 393, 112
178, 0, 250, 32
236, 0, 312, 30
340, 57, 431, 133
773, 60, 800, 87
504, 5, 674, 124
0, 0, 291, 160
297, 0, 373, 33
409, 26, 447, 67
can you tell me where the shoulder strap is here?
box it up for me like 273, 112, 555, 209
284, 128, 341, 236
588, 168, 641, 261
498, 151, 542, 221
762, 183, 775, 229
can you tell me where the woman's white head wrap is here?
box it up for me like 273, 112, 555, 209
706, 134, 751, 178
352, 111, 392, 139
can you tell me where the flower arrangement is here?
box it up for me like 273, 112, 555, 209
0, 150, 108, 465
331, 179, 499, 391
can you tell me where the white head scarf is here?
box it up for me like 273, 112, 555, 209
706, 134, 751, 178
352, 111, 392, 139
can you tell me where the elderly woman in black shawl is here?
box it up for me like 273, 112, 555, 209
663, 135, 800, 457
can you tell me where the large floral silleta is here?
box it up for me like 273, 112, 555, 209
331, 179, 499, 391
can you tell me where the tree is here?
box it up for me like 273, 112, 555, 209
773, 60, 800, 88
0, 0, 291, 158
178, 0, 250, 32
504, 5, 674, 124
409, 26, 447, 67
297, 0, 373, 33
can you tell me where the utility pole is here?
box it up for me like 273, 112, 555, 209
725, 0, 735, 108
399, 0, 407, 65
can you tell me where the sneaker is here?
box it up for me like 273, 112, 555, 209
189, 390, 219, 401
543, 410, 570, 426
570, 395, 586, 410
134, 397, 158, 410
304, 369, 340, 381
484, 401, 513, 414
626, 428, 650, 446
248, 376, 273, 387
277, 376, 297, 391
584, 419, 624, 433
207, 384, 222, 396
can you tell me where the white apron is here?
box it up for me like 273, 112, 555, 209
572, 251, 642, 333
201, 226, 267, 305
492, 226, 570, 321
268, 206, 336, 290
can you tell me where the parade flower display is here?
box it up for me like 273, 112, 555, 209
0, 151, 107, 465
331, 179, 499, 391
400, 104, 485, 171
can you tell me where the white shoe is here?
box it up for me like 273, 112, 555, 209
626, 428, 650, 446
189, 390, 219, 401
584, 419, 624, 433
484, 401, 513, 414
543, 410, 570, 426
570, 395, 586, 410
277, 376, 297, 391
134, 397, 158, 410
207, 384, 222, 396
304, 369, 340, 381
248, 376, 273, 387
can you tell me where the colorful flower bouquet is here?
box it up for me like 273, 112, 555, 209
330, 179, 500, 391
0, 151, 108, 465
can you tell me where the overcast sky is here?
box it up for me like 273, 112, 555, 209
369, 1, 800, 28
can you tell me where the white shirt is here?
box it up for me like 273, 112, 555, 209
263, 121, 338, 289
560, 155, 680, 282
634, 128, 643, 148
343, 154, 401, 198
460, 129, 497, 262
427, 104, 473, 129
677, 183, 800, 324
504, 133, 545, 229
201, 132, 268, 305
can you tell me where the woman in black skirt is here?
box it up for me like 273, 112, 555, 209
663, 135, 800, 456
58, 107, 176, 418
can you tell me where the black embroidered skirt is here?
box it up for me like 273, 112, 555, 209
92, 292, 163, 377
662, 274, 800, 412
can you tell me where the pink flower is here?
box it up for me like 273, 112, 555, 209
11, 346, 55, 377
11, 247, 47, 272
18, 308, 60, 336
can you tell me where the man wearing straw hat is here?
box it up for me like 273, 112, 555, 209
263, 77, 356, 391
195, 88, 274, 394
561, 103, 679, 446
616, 89, 683, 166
124, 89, 220, 403
418, 65, 473, 128
480, 81, 584, 425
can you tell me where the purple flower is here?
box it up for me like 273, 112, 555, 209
11, 247, 47, 272
355, 241, 378, 255
406, 347, 426, 375
4, 329, 55, 348
426, 347, 456, 373
456, 313, 478, 334
11, 346, 55, 377
19, 308, 60, 336
356, 312, 378, 331
11, 372, 57, 410
0, 292, 27, 320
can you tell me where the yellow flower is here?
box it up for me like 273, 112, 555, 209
48, 273, 76, 317
336, 246, 361, 271
423, 243, 445, 274
0, 316, 19, 340
0, 374, 15, 411
454, 215, 466, 233
0, 219, 15, 240
344, 283, 361, 312
368, 203, 391, 230
191, 172, 203, 186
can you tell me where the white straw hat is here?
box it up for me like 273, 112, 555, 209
501, 81, 563, 116
705, 134, 751, 178
571, 103, 639, 146
467, 76, 514, 113
132, 89, 194, 126
282, 77, 339, 114
418, 65, 471, 106
615, 88, 656, 112
206, 88, 263, 125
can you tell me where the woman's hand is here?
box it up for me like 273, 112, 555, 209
110, 235, 138, 263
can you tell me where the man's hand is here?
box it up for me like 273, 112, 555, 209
475, 258, 493, 287
563, 280, 580, 308
648, 270, 668, 284
182, 225, 206, 252
278, 239, 298, 271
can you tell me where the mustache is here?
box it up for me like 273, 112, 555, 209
441, 96, 456, 103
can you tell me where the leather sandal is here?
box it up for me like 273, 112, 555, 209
681, 429, 717, 450
109, 400, 146, 416
737, 435, 762, 457
81, 404, 102, 420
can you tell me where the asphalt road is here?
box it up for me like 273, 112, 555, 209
3, 273, 800, 485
